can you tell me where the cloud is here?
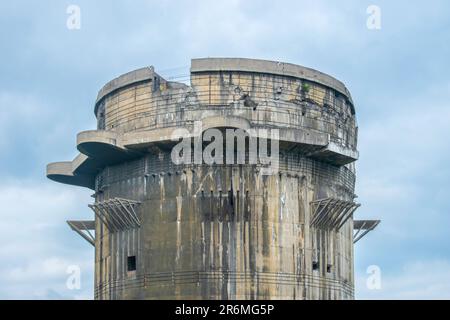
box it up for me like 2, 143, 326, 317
0, 180, 93, 299
356, 260, 450, 299
0, 256, 93, 300
353, 79, 450, 295
0, 90, 94, 179
0, 92, 43, 149
356, 81, 450, 238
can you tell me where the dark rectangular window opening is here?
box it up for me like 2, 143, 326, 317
127, 256, 136, 271
327, 264, 332, 273
312, 261, 319, 271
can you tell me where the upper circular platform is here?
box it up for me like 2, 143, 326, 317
47, 58, 359, 190
93, 58, 357, 151
190, 57, 354, 106
94, 58, 354, 115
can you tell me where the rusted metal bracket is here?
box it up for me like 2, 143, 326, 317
67, 220, 95, 246
310, 197, 360, 230
353, 220, 380, 243
89, 198, 141, 232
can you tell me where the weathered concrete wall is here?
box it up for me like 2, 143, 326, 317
94, 151, 355, 299
47, 58, 360, 300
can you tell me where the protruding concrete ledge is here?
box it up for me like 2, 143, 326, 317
47, 161, 73, 176
201, 116, 251, 131
277, 127, 328, 148
47, 153, 102, 189
308, 140, 359, 165
47, 117, 358, 189
78, 130, 118, 147
120, 116, 330, 152
121, 127, 180, 149
72, 153, 90, 170
47, 159, 94, 189
120, 116, 356, 164
191, 57, 354, 107
77, 130, 141, 164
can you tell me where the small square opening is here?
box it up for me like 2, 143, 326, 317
127, 256, 136, 271
312, 261, 319, 271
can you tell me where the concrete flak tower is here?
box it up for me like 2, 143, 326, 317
47, 58, 379, 300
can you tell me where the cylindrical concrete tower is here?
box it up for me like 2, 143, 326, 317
47, 58, 378, 300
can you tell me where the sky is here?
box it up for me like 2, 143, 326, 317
0, 0, 449, 299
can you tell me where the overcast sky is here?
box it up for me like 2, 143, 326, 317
1, 0, 449, 299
